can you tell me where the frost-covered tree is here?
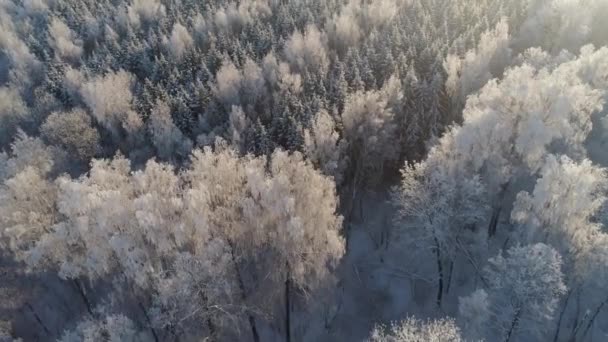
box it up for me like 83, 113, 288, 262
0, 87, 28, 147
0, 6, 41, 86
167, 23, 193, 59
0, 166, 58, 263
341, 75, 401, 195
368, 316, 462, 342
511, 155, 606, 256
0, 320, 18, 342
241, 57, 267, 111
0, 133, 69, 322
460, 243, 567, 342
262, 52, 303, 94
186, 142, 344, 341
284, 25, 329, 74
340, 77, 397, 221
48, 17, 83, 64
127, 0, 166, 28
457, 57, 603, 185
0, 0, 607, 339
58, 313, 146, 342
511, 155, 608, 341
395, 137, 487, 307
38, 155, 138, 282
457, 288, 489, 341
1, 140, 343, 340
513, 0, 608, 54
79, 70, 143, 141
0, 131, 64, 181
437, 48, 606, 237
40, 109, 100, 161
149, 243, 239, 339
326, 4, 361, 53
10, 154, 239, 339
303, 109, 347, 184
444, 18, 512, 114
147, 100, 192, 161
214, 59, 243, 108
228, 105, 249, 152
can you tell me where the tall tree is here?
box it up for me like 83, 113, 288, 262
459, 243, 567, 342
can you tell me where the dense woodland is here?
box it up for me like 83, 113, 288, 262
1, 0, 608, 341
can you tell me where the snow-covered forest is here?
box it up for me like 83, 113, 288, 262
0, 0, 607, 340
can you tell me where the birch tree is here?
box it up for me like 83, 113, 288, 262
186, 142, 344, 341
444, 18, 512, 113
79, 70, 143, 145
341, 75, 402, 218
442, 48, 605, 237
40, 109, 100, 161
511, 155, 608, 341
59, 313, 146, 342
303, 109, 347, 184
395, 138, 487, 308
147, 100, 192, 161
48, 17, 83, 64
459, 243, 566, 342
0, 87, 28, 147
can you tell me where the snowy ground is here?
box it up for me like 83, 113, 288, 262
316, 190, 427, 341
0, 253, 84, 340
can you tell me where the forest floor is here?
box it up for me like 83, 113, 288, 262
315, 190, 423, 341
0, 253, 98, 341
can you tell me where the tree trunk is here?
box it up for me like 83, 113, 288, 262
72, 279, 94, 317
579, 296, 608, 341
358, 193, 364, 222
324, 284, 344, 332
247, 315, 260, 342
553, 289, 572, 342
227, 239, 260, 342
343, 149, 366, 255
137, 300, 160, 342
346, 152, 363, 224
487, 205, 502, 238
41, 281, 71, 317
505, 306, 522, 342
207, 318, 216, 338
383, 217, 391, 251
569, 290, 582, 341
196, 288, 217, 337
433, 236, 443, 308
488, 182, 510, 238
285, 265, 291, 342
24, 302, 51, 336
446, 260, 454, 294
